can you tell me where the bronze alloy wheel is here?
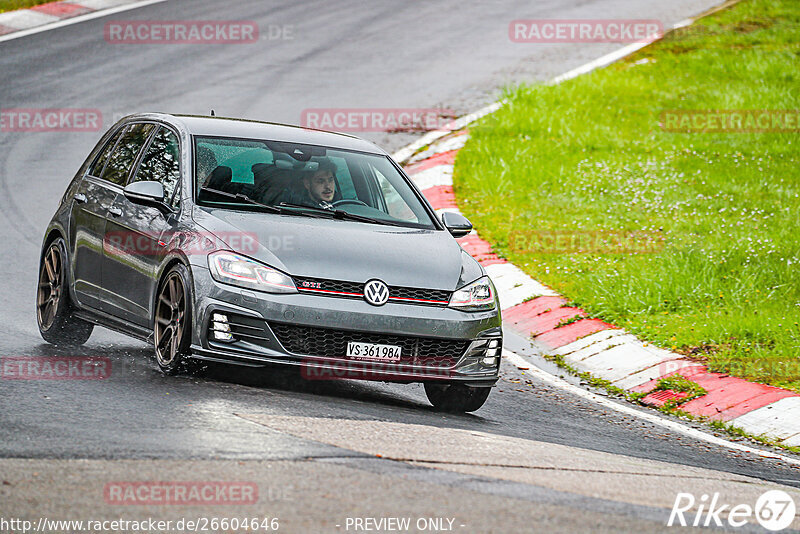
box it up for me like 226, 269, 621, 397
35, 238, 93, 346
37, 242, 62, 330
154, 270, 187, 368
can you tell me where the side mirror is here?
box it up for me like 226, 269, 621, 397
441, 211, 473, 238
123, 181, 171, 212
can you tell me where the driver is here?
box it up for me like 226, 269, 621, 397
301, 158, 337, 209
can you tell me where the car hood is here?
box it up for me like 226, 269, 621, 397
192, 206, 482, 290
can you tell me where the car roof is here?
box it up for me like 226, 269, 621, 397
121, 113, 387, 155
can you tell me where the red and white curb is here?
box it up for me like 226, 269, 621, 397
400, 129, 800, 449
501, 347, 800, 465
0, 0, 166, 42
395, 32, 800, 450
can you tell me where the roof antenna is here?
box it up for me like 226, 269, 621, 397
210, 109, 215, 117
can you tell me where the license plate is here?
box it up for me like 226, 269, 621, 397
346, 341, 402, 361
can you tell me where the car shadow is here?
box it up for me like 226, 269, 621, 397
195, 360, 441, 413
196, 360, 493, 425
23, 341, 487, 423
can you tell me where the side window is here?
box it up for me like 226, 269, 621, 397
131, 127, 181, 205
374, 168, 418, 222
88, 127, 125, 178
101, 123, 155, 185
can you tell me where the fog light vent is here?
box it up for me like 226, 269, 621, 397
209, 313, 234, 342
212, 330, 234, 341
480, 338, 502, 367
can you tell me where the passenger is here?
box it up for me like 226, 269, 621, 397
301, 158, 337, 209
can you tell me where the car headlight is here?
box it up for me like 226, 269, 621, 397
449, 276, 496, 311
208, 251, 297, 294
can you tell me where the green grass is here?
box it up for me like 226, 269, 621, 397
457, 0, 800, 392
0, 0, 51, 13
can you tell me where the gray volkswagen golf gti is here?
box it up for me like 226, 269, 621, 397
36, 113, 502, 412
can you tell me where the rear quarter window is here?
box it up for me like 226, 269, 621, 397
101, 123, 155, 185
87, 127, 125, 178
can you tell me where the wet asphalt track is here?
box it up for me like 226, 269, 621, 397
2, 0, 799, 532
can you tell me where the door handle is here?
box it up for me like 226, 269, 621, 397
73, 193, 87, 204
108, 207, 123, 217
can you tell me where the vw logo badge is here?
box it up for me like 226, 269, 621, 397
364, 279, 389, 306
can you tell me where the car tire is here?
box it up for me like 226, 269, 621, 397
36, 237, 94, 346
153, 263, 194, 375
424, 382, 492, 413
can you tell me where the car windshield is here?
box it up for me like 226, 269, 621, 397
194, 136, 436, 229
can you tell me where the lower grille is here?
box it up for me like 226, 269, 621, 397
268, 322, 469, 368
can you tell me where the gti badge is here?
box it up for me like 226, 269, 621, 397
364, 279, 389, 306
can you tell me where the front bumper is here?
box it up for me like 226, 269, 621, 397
188, 266, 502, 384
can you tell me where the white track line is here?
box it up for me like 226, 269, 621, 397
548, 39, 655, 85
502, 349, 800, 466
0, 0, 170, 44
391, 44, 645, 163
391, 20, 700, 165
392, 102, 502, 164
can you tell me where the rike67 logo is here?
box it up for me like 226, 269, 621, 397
668, 490, 796, 531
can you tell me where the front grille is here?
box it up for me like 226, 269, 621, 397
269, 322, 469, 368
294, 276, 451, 306
390, 286, 451, 303
295, 277, 362, 296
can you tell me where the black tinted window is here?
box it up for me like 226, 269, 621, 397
88, 128, 125, 178
101, 123, 155, 185
131, 127, 181, 205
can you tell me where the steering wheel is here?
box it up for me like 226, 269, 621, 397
332, 199, 368, 208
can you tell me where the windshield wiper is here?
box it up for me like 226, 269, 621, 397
198, 187, 329, 219
278, 202, 403, 227
198, 186, 283, 213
